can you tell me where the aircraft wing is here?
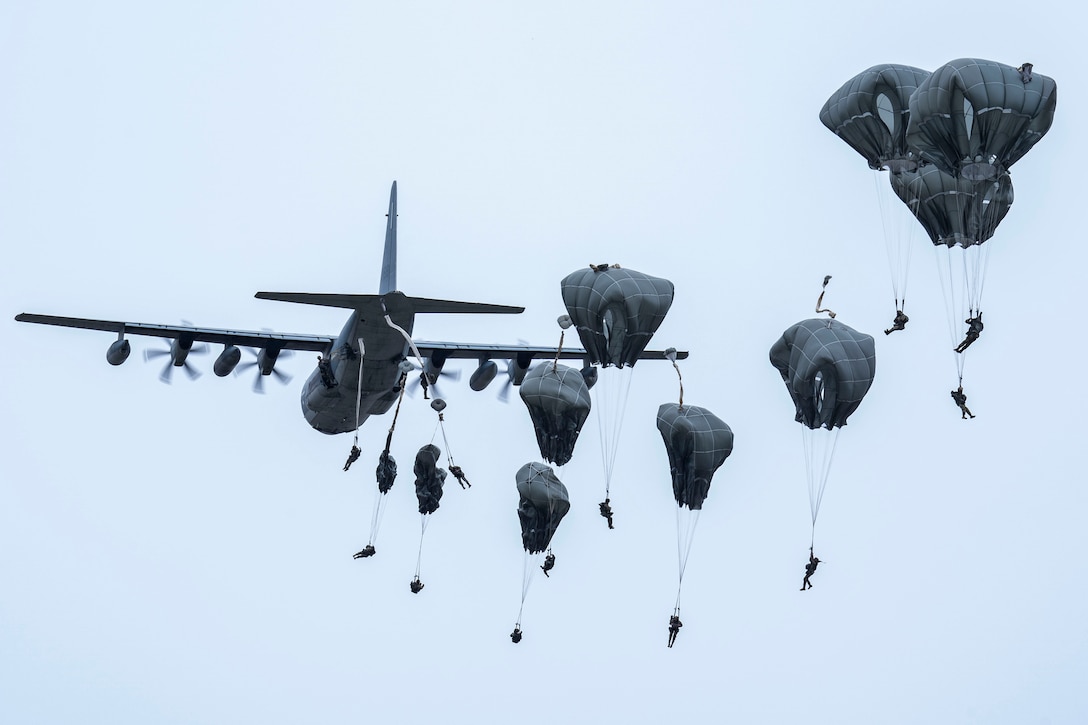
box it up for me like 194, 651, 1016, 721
413, 340, 688, 362
14, 314, 687, 361
14, 313, 335, 352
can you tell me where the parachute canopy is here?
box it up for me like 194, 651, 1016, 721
656, 403, 733, 510
907, 58, 1057, 181
560, 266, 675, 368
519, 363, 592, 466
376, 450, 397, 494
769, 319, 876, 430
819, 64, 931, 171
515, 462, 570, 554
890, 164, 1013, 248
414, 444, 446, 515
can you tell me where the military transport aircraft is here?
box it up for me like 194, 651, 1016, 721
16, 182, 686, 435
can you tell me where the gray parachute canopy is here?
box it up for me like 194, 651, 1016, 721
656, 403, 733, 511
515, 462, 570, 554
560, 266, 674, 368
819, 64, 931, 172
769, 319, 876, 431
890, 164, 1013, 248
376, 450, 397, 494
906, 58, 1057, 181
413, 444, 446, 515
519, 363, 592, 466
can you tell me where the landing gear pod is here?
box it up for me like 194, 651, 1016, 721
106, 339, 131, 366
213, 345, 242, 377
469, 360, 498, 391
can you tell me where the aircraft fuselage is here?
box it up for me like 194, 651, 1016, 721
301, 292, 415, 434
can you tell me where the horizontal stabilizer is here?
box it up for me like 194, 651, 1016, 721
255, 292, 523, 315
255, 292, 384, 309
408, 297, 523, 314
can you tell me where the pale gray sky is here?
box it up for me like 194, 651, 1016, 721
2, 2, 1085, 723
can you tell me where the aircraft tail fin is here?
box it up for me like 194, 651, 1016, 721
379, 181, 397, 295
256, 182, 523, 315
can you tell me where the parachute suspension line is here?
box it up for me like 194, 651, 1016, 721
665, 348, 683, 408
353, 338, 366, 445
517, 551, 543, 628
934, 244, 991, 384
969, 242, 991, 315
368, 489, 389, 548
934, 247, 967, 382
521, 552, 538, 604
382, 372, 409, 456
801, 426, 840, 527
553, 314, 573, 371
342, 339, 368, 470
674, 506, 701, 611
433, 411, 461, 475
366, 372, 408, 549
815, 275, 836, 318
414, 514, 430, 579
873, 171, 915, 310
385, 373, 408, 445
595, 368, 635, 498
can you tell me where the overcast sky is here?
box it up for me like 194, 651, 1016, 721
2, 2, 1086, 724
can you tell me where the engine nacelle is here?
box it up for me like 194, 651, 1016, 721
106, 339, 131, 366
509, 351, 533, 386
422, 351, 449, 385
256, 346, 286, 375
170, 339, 195, 366
214, 345, 242, 377
469, 360, 498, 391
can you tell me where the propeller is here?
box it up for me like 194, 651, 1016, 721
143, 324, 209, 384
407, 356, 461, 398
497, 347, 535, 402
236, 345, 294, 394
409, 365, 460, 398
